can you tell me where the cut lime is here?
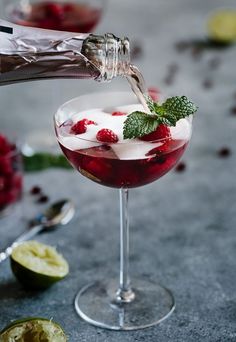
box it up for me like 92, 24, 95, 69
207, 10, 236, 43
0, 317, 67, 342
10, 241, 69, 289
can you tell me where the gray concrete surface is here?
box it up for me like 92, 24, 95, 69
1, 0, 236, 341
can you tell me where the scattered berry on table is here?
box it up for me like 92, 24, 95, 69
30, 186, 42, 195
37, 195, 49, 204
217, 147, 231, 158
175, 162, 186, 172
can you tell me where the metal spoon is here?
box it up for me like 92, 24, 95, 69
0, 199, 75, 262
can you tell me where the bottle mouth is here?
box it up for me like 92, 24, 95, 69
102, 33, 130, 81
81, 33, 130, 82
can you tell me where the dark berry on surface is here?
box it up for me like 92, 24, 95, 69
175, 162, 186, 172
230, 106, 236, 116
30, 186, 42, 195
37, 195, 49, 203
217, 147, 231, 158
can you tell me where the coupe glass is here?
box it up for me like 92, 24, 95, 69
54, 91, 192, 330
3, 0, 107, 33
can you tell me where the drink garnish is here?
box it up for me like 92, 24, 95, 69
96, 129, 119, 143
11, 240, 69, 289
139, 124, 170, 142
123, 95, 197, 139
207, 10, 236, 43
0, 318, 67, 342
71, 119, 96, 134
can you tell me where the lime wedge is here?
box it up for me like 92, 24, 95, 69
0, 317, 67, 342
10, 241, 69, 289
208, 10, 236, 43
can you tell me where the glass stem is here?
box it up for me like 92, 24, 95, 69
116, 189, 135, 303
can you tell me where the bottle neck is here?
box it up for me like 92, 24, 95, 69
0, 20, 130, 85
82, 33, 130, 82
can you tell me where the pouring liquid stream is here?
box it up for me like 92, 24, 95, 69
127, 65, 150, 113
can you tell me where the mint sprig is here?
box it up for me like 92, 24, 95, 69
123, 95, 197, 139
123, 112, 159, 140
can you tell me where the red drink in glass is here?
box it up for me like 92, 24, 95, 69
59, 137, 188, 189
54, 91, 193, 330
56, 100, 191, 188
7, 1, 104, 33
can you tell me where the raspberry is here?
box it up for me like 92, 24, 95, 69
0, 134, 11, 155
145, 142, 169, 157
85, 159, 111, 181
0, 176, 5, 190
148, 87, 160, 101
112, 111, 126, 116
38, 19, 58, 30
0, 193, 6, 209
4, 190, 18, 205
70, 119, 96, 134
0, 157, 13, 174
96, 129, 119, 143
63, 4, 75, 12
140, 124, 171, 142
45, 3, 64, 20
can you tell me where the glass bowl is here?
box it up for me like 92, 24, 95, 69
4, 0, 107, 33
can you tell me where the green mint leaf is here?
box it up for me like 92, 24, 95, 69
145, 95, 163, 114
156, 114, 177, 126
123, 95, 197, 139
162, 96, 197, 119
123, 111, 159, 139
23, 153, 71, 172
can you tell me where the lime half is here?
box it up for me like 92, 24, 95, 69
10, 241, 69, 289
208, 10, 236, 43
0, 317, 67, 342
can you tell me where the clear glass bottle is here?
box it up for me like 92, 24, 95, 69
0, 20, 130, 85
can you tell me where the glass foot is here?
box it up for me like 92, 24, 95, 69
74, 279, 175, 330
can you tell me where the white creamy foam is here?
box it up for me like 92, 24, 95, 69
59, 104, 191, 160
112, 141, 163, 160
60, 136, 99, 150
70, 104, 144, 143
170, 118, 192, 140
